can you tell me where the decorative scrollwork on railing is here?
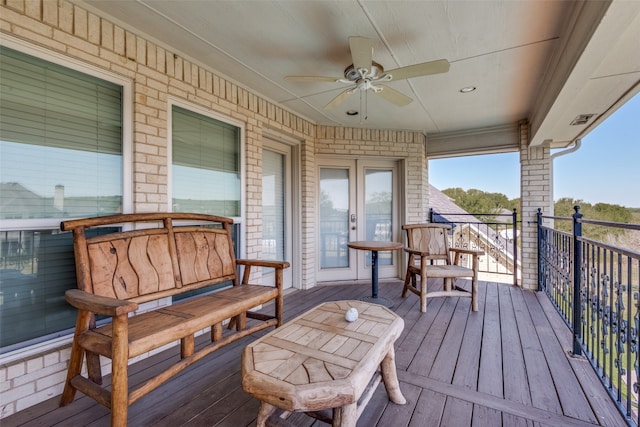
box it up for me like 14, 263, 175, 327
632, 291, 639, 394
613, 280, 626, 376
589, 267, 599, 340
600, 274, 611, 356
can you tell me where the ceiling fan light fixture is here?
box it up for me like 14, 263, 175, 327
459, 86, 476, 93
344, 61, 384, 81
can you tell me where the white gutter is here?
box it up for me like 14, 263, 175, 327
551, 138, 582, 160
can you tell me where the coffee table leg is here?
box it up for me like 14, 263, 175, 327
333, 402, 357, 427
380, 346, 406, 404
256, 401, 277, 427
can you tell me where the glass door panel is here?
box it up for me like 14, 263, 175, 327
317, 164, 357, 281
262, 143, 292, 288
363, 169, 394, 268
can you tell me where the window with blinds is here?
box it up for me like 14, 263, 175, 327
171, 105, 241, 217
171, 105, 242, 301
0, 46, 124, 351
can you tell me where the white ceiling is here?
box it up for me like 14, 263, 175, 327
77, 0, 640, 153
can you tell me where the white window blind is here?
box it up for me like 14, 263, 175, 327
0, 46, 123, 219
172, 106, 241, 217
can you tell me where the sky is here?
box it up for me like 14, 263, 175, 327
430, 92, 640, 208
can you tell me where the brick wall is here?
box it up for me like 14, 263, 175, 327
0, 0, 429, 416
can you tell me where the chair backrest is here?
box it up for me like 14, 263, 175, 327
403, 223, 453, 264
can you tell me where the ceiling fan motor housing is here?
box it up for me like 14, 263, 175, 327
344, 61, 384, 81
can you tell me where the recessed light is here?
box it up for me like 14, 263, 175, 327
459, 86, 476, 93
346, 110, 359, 116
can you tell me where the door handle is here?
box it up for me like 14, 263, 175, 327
350, 214, 356, 230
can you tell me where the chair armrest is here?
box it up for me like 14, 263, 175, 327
449, 248, 484, 257
404, 248, 430, 257
65, 289, 138, 317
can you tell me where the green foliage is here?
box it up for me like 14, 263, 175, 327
550, 198, 632, 240
441, 187, 517, 215
441, 189, 634, 243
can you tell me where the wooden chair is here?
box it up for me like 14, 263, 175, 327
402, 223, 484, 313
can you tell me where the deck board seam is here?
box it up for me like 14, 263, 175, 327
397, 370, 602, 427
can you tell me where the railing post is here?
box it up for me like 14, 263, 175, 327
572, 205, 583, 356
537, 208, 542, 292
428, 208, 434, 223
512, 208, 518, 286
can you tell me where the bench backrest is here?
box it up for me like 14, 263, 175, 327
61, 213, 238, 303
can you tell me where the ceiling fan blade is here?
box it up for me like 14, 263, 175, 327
374, 85, 413, 107
384, 59, 450, 81
349, 36, 373, 72
324, 88, 355, 109
285, 75, 341, 82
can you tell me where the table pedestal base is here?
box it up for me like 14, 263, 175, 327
359, 295, 394, 308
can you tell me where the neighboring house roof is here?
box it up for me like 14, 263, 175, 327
428, 185, 479, 225
428, 184, 519, 267
0, 182, 59, 219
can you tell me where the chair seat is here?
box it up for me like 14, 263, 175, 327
408, 263, 473, 278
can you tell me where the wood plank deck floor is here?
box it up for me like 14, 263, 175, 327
3, 279, 629, 427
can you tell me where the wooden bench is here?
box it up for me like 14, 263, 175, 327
58, 213, 289, 426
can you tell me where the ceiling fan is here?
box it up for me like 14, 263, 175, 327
285, 36, 450, 110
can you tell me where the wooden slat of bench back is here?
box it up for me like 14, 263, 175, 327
61, 213, 239, 303
174, 228, 236, 285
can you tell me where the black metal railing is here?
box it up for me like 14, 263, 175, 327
537, 206, 640, 426
429, 208, 520, 285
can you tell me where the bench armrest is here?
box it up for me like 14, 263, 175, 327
65, 289, 139, 317
236, 259, 290, 270
236, 259, 290, 289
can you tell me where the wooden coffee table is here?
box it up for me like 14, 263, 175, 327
242, 300, 406, 427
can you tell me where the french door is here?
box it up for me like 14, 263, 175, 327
316, 159, 401, 282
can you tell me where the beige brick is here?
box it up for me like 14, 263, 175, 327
58, 0, 73, 33
73, 5, 87, 39
41, 0, 58, 26
6, 362, 25, 380
5, 0, 24, 13
52, 29, 99, 56
113, 25, 125, 55
24, 0, 41, 19
25, 357, 43, 374
3, 6, 52, 37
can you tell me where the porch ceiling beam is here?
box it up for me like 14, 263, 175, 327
425, 124, 520, 159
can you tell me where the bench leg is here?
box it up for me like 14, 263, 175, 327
256, 401, 277, 427
211, 323, 222, 341
181, 335, 195, 358
332, 402, 357, 427
111, 315, 129, 426
60, 310, 92, 406
380, 346, 406, 405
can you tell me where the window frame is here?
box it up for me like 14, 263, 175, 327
0, 36, 132, 360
